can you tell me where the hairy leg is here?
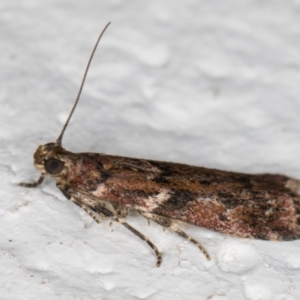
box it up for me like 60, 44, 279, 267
141, 212, 211, 261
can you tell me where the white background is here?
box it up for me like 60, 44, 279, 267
2, 1, 300, 299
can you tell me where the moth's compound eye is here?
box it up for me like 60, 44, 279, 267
44, 158, 64, 175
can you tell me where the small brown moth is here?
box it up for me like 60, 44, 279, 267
20, 22, 300, 267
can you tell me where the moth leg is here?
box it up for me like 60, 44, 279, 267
107, 206, 128, 227
141, 212, 211, 261
114, 206, 129, 218
85, 205, 162, 266
78, 205, 162, 267
75, 202, 105, 224
117, 218, 162, 267
170, 226, 211, 261
19, 175, 44, 188
57, 184, 162, 267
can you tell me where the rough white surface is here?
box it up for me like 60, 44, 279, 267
2, 1, 300, 299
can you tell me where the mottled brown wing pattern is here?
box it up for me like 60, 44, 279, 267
52, 147, 300, 241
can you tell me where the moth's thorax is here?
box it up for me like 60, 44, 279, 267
33, 142, 68, 176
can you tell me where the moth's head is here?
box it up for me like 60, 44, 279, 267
20, 24, 111, 188
33, 142, 66, 177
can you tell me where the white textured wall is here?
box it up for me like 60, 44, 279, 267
2, 1, 300, 299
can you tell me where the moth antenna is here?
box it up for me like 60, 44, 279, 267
56, 22, 111, 145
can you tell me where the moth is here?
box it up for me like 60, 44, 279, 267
20, 22, 300, 267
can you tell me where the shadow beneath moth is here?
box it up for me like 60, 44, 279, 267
20, 22, 300, 267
